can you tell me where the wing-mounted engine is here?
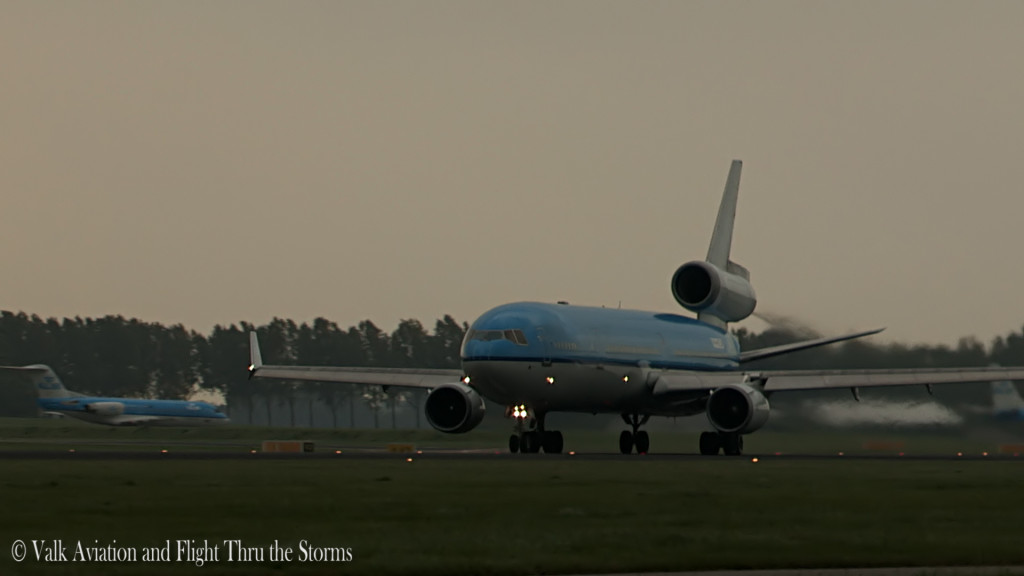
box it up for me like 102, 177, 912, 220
671, 260, 756, 323
706, 383, 770, 434
83, 402, 125, 417
425, 383, 486, 434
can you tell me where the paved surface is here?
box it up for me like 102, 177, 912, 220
0, 447, 1021, 461
571, 568, 1024, 576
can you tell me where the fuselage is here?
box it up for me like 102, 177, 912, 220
994, 408, 1024, 421
460, 301, 740, 415
37, 396, 229, 426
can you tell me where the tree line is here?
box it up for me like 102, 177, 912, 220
3, 309, 1024, 423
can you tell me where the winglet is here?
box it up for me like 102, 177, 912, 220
248, 331, 263, 379
706, 160, 743, 268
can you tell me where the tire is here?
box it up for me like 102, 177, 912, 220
619, 430, 634, 454
522, 431, 541, 453
699, 431, 721, 456
634, 430, 650, 454
722, 433, 743, 456
543, 430, 564, 454
509, 434, 520, 454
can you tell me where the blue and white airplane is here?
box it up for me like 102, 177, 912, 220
248, 160, 1024, 455
992, 380, 1024, 421
0, 364, 229, 426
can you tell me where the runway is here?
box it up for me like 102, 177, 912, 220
0, 447, 1020, 461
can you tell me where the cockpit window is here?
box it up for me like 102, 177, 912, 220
467, 329, 528, 346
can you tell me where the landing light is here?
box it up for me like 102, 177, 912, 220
546, 376, 555, 384
248, 364, 255, 371
462, 376, 471, 384
406, 458, 413, 462
751, 458, 758, 463
623, 376, 629, 383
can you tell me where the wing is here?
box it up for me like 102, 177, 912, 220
247, 332, 463, 390
758, 367, 1024, 392
651, 366, 1024, 394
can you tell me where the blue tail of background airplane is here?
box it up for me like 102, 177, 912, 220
992, 379, 1024, 420
9, 364, 80, 399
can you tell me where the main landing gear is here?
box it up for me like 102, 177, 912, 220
507, 406, 563, 454
699, 431, 744, 456
619, 413, 650, 454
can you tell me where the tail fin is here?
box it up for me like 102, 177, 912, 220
0, 364, 76, 398
991, 379, 1024, 417
248, 332, 263, 379
706, 160, 743, 269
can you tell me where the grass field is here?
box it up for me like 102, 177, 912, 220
3, 455, 1024, 576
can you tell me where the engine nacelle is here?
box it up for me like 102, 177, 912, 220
671, 261, 756, 323
425, 383, 486, 434
83, 402, 125, 417
706, 383, 770, 434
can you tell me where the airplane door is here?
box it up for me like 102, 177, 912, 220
536, 327, 552, 367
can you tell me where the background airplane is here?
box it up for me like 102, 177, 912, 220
0, 364, 228, 426
248, 160, 1024, 455
992, 379, 1024, 421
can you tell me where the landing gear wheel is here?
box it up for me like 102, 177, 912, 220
542, 430, 564, 454
634, 430, 650, 454
619, 430, 634, 454
699, 431, 722, 456
509, 434, 520, 454
521, 431, 542, 453
722, 433, 743, 456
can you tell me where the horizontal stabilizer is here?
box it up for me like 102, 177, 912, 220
739, 328, 884, 363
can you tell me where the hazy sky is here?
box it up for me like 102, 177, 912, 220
2, 2, 1023, 346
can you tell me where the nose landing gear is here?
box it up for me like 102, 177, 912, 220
506, 406, 563, 454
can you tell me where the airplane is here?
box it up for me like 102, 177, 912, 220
992, 379, 1024, 421
248, 160, 1024, 455
0, 364, 229, 426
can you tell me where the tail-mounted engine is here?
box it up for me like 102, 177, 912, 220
425, 383, 486, 434
671, 260, 756, 323
83, 402, 125, 417
706, 383, 770, 434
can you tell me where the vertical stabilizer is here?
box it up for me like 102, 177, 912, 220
706, 160, 743, 269
0, 364, 75, 399
992, 379, 1024, 417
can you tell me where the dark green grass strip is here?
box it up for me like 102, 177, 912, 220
2, 459, 1024, 575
